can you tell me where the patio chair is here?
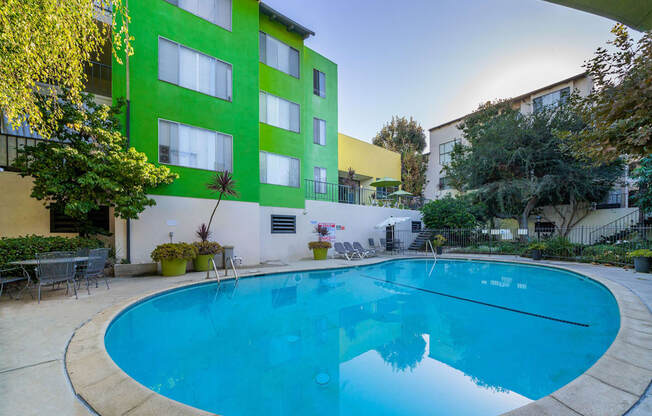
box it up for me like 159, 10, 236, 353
78, 248, 110, 294
344, 242, 366, 259
368, 238, 383, 252
380, 238, 388, 252
35, 251, 77, 303
354, 241, 376, 257
334, 242, 360, 260
0, 266, 29, 299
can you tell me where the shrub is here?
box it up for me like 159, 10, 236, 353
582, 245, 628, 264
421, 196, 478, 229
192, 241, 223, 255
527, 242, 548, 251
542, 237, 576, 257
628, 249, 652, 258
432, 235, 446, 247
0, 235, 105, 268
151, 243, 198, 262
308, 241, 332, 250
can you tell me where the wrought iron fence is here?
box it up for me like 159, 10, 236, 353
380, 224, 651, 267
304, 179, 429, 210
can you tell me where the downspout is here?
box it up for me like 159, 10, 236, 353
125, 0, 131, 263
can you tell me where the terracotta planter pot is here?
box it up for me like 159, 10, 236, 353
634, 257, 650, 273
193, 254, 214, 272
160, 259, 188, 276
312, 248, 328, 260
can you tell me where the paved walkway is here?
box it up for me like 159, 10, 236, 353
1, 255, 650, 415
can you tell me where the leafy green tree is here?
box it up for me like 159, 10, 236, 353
421, 196, 479, 229
373, 116, 429, 196
562, 24, 651, 162
632, 157, 652, 219
446, 102, 623, 232
0, 0, 131, 138
12, 92, 176, 235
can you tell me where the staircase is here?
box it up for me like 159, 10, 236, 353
409, 230, 437, 251
591, 209, 652, 244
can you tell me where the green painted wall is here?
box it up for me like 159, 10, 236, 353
113, 0, 338, 209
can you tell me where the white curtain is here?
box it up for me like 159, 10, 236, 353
159, 120, 232, 172
179, 46, 197, 91
314, 118, 326, 145
260, 152, 299, 187
158, 38, 179, 84
177, 0, 231, 30
197, 53, 215, 96
215, 61, 231, 100
215, 0, 231, 30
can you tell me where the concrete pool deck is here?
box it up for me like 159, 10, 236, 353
1, 255, 651, 415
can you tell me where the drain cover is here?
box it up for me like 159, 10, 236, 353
315, 372, 330, 385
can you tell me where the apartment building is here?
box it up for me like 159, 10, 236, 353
0, 0, 422, 265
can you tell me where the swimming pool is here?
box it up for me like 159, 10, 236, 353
105, 259, 620, 416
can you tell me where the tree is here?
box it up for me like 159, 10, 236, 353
562, 24, 651, 162
12, 92, 176, 235
373, 116, 429, 196
206, 171, 238, 233
632, 157, 652, 219
0, 0, 131, 139
421, 196, 479, 229
445, 102, 623, 232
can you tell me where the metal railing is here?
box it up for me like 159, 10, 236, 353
304, 179, 429, 210
0, 134, 47, 170
84, 61, 112, 97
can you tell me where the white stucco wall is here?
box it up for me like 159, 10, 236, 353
260, 200, 423, 262
126, 195, 261, 266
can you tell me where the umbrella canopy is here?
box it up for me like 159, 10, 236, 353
388, 190, 413, 197
374, 217, 410, 229
370, 177, 401, 188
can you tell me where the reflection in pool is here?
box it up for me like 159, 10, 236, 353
105, 259, 619, 416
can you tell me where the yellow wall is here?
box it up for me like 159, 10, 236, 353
338, 133, 401, 185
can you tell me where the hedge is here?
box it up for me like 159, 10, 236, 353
0, 235, 105, 269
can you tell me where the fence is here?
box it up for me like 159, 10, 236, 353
377, 225, 651, 267
304, 179, 429, 210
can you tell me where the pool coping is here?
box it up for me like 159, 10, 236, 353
65, 256, 652, 416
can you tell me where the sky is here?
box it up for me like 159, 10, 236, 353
263, 0, 622, 149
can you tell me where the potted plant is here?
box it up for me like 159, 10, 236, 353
432, 234, 446, 255
151, 243, 198, 276
308, 241, 332, 260
628, 249, 652, 273
192, 224, 223, 272
309, 226, 331, 260
528, 242, 547, 260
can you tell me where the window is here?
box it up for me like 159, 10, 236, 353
260, 151, 300, 187
165, 0, 232, 31
50, 205, 110, 234
259, 91, 300, 132
314, 167, 327, 194
159, 38, 232, 101
439, 139, 459, 165
259, 32, 299, 78
533, 87, 570, 113
271, 215, 296, 234
158, 119, 232, 172
313, 69, 326, 97
412, 221, 422, 233
313, 118, 326, 145
439, 176, 452, 190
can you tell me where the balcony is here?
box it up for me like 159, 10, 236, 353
83, 60, 111, 97
304, 179, 428, 210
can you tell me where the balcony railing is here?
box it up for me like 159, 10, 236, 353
305, 179, 429, 210
83, 61, 111, 97
0, 133, 47, 170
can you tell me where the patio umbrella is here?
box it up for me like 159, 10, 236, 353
374, 217, 410, 229
370, 177, 401, 188
388, 190, 412, 197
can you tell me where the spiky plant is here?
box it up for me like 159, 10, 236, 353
206, 171, 239, 232
196, 223, 211, 242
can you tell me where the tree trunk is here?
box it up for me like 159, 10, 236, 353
207, 193, 223, 233
519, 197, 538, 241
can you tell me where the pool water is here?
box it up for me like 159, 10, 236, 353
105, 259, 619, 416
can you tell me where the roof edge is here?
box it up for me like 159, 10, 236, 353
259, 2, 315, 39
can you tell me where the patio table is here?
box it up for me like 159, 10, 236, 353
7, 257, 89, 299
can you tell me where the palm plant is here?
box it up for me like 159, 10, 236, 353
206, 172, 238, 232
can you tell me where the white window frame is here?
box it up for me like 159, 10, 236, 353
158, 36, 233, 102
259, 151, 301, 188
439, 139, 459, 166
164, 0, 232, 32
313, 69, 326, 98
259, 31, 300, 79
259, 91, 301, 133
313, 166, 327, 194
157, 118, 233, 172
532, 87, 570, 113
313, 118, 326, 146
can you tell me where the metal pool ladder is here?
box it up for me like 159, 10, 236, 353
207, 255, 240, 286
426, 240, 438, 277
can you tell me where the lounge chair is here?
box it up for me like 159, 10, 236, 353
334, 242, 360, 260
343, 242, 365, 259
368, 238, 383, 252
354, 241, 376, 257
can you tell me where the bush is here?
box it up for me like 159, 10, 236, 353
308, 241, 332, 249
628, 249, 652, 258
151, 243, 198, 262
0, 235, 105, 269
542, 237, 576, 257
582, 245, 628, 264
192, 241, 223, 255
527, 242, 548, 251
421, 196, 478, 229
432, 235, 446, 247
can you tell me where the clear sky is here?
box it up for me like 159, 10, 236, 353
263, 0, 621, 147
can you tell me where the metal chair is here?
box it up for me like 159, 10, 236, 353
79, 248, 110, 294
35, 251, 77, 303
0, 266, 29, 299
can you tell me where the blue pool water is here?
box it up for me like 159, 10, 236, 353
105, 259, 620, 415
